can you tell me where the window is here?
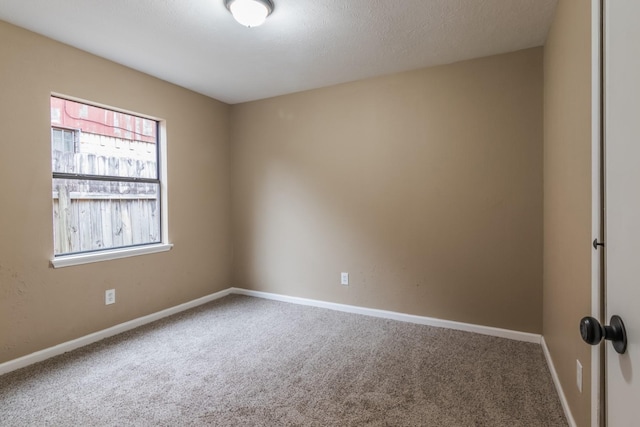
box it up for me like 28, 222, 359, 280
51, 96, 170, 266
51, 128, 78, 153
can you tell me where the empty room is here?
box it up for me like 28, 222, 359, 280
1, 0, 637, 426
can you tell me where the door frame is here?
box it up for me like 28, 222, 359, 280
591, 0, 603, 426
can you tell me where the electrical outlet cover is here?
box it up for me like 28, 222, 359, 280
576, 359, 583, 393
105, 289, 116, 305
341, 272, 349, 285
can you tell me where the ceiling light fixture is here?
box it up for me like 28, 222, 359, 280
224, 0, 274, 28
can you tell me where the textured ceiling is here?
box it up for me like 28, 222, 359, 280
0, 0, 557, 104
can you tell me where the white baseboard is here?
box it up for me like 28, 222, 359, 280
0, 288, 232, 376
230, 288, 542, 344
541, 337, 577, 427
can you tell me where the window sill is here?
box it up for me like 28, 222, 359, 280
50, 243, 173, 268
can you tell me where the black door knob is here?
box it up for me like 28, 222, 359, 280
580, 315, 627, 354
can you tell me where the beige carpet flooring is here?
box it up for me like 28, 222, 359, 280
0, 294, 567, 426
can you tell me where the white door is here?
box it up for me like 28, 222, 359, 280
604, 0, 640, 425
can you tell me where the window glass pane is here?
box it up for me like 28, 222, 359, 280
63, 129, 75, 152
52, 129, 61, 151
52, 178, 160, 255
52, 128, 77, 153
50, 97, 157, 179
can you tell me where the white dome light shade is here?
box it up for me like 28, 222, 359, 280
225, 0, 274, 27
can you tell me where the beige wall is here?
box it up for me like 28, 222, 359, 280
543, 1, 593, 426
231, 48, 544, 333
0, 21, 232, 363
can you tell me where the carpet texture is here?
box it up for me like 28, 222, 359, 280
0, 295, 567, 426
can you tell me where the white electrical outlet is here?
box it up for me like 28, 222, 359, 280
576, 359, 583, 393
105, 289, 116, 305
341, 272, 349, 285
